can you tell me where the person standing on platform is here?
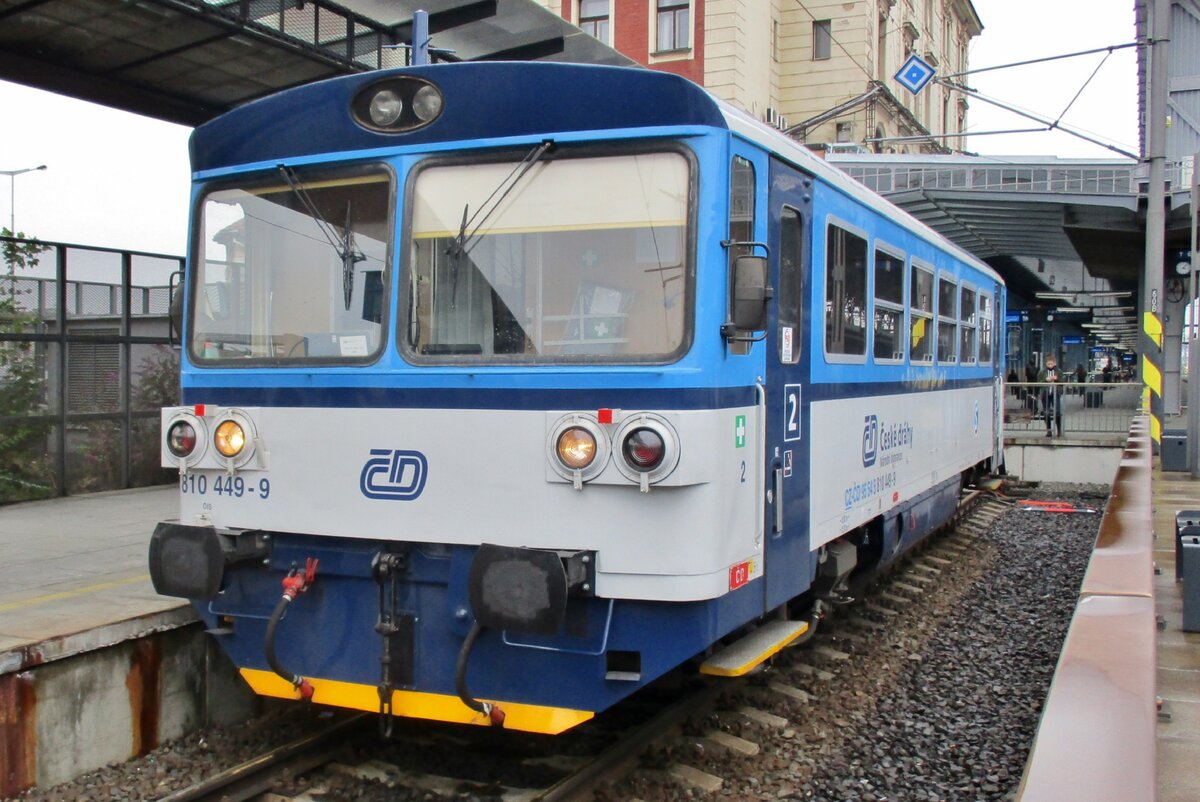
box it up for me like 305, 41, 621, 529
1038, 355, 1063, 437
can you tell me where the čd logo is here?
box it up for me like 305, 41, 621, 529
862, 415, 879, 467
360, 449, 428, 500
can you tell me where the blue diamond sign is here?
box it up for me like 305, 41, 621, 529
895, 54, 936, 95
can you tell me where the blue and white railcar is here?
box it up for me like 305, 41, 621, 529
149, 62, 1004, 734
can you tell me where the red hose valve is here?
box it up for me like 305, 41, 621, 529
482, 702, 506, 727
297, 678, 315, 701
281, 557, 319, 600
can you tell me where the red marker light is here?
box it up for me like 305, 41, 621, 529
194, 404, 206, 417
597, 408, 613, 425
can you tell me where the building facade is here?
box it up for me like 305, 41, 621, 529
538, 0, 982, 153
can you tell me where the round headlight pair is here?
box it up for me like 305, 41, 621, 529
354, 78, 444, 132
169, 419, 243, 458
164, 410, 255, 468
367, 85, 443, 127
548, 413, 679, 486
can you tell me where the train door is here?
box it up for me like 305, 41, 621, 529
761, 158, 815, 612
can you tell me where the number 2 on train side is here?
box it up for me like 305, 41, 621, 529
783, 384, 801, 442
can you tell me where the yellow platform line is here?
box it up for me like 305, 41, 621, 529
0, 574, 150, 613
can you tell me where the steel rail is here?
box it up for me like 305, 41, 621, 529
155, 714, 367, 802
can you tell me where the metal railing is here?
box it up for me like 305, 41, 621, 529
1004, 381, 1140, 437
0, 237, 182, 504
836, 160, 1194, 198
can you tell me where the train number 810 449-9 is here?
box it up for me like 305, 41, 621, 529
181, 473, 271, 499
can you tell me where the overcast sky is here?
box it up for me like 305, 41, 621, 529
0, 0, 1142, 257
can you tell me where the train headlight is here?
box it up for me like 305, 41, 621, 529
214, 420, 246, 457
547, 415, 609, 486
368, 90, 404, 126
613, 414, 680, 487
412, 85, 443, 121
163, 410, 207, 468
557, 427, 597, 470
622, 428, 665, 471
167, 421, 197, 457
352, 78, 444, 132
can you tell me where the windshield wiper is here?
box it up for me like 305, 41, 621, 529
278, 164, 366, 310
445, 140, 555, 306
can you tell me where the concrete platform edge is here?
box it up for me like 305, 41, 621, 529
0, 603, 199, 675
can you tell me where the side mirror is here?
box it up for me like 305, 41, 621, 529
731, 254, 771, 332
167, 269, 184, 347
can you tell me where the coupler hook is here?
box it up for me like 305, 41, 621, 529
264, 557, 318, 701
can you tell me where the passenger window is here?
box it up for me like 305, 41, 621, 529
778, 207, 802, 364
825, 224, 867, 357
959, 286, 977, 364
873, 249, 904, 362
729, 157, 756, 251
909, 265, 933, 363
937, 276, 958, 363
978, 293, 993, 363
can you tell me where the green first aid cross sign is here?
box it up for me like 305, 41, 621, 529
735, 415, 746, 448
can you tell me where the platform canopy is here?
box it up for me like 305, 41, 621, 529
0, 0, 634, 126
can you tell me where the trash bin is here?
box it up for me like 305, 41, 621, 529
1085, 388, 1103, 408
1183, 535, 1200, 632
1176, 510, 1200, 582
1162, 429, 1188, 472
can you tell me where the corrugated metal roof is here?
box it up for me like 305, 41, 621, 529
0, 0, 633, 126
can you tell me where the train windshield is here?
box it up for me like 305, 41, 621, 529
405, 150, 691, 362
190, 166, 392, 363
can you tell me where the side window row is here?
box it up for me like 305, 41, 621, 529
824, 221, 993, 366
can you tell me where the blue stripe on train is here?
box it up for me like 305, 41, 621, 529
181, 377, 995, 410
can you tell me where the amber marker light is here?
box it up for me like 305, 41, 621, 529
214, 420, 246, 457
556, 427, 597, 470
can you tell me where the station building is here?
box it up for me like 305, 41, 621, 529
536, 0, 982, 152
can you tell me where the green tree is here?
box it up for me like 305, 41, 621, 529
0, 228, 54, 502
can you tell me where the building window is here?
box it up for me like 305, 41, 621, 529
813, 19, 832, 60
836, 122, 853, 142
876, 13, 887, 80
825, 223, 868, 357
579, 0, 609, 45
657, 0, 689, 52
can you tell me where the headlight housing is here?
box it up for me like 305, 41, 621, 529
352, 77, 444, 133
211, 410, 258, 469
547, 414, 609, 485
613, 414, 680, 486
167, 421, 198, 458
214, 420, 245, 457
162, 411, 207, 468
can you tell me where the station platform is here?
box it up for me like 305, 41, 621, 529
1151, 466, 1200, 802
0, 485, 192, 675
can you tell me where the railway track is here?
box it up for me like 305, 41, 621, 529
158, 490, 1008, 802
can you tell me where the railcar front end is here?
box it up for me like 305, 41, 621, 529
149, 64, 771, 733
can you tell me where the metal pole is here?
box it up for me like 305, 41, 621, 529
1142, 0, 1169, 448
1189, 153, 1199, 476
412, 9, 429, 66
